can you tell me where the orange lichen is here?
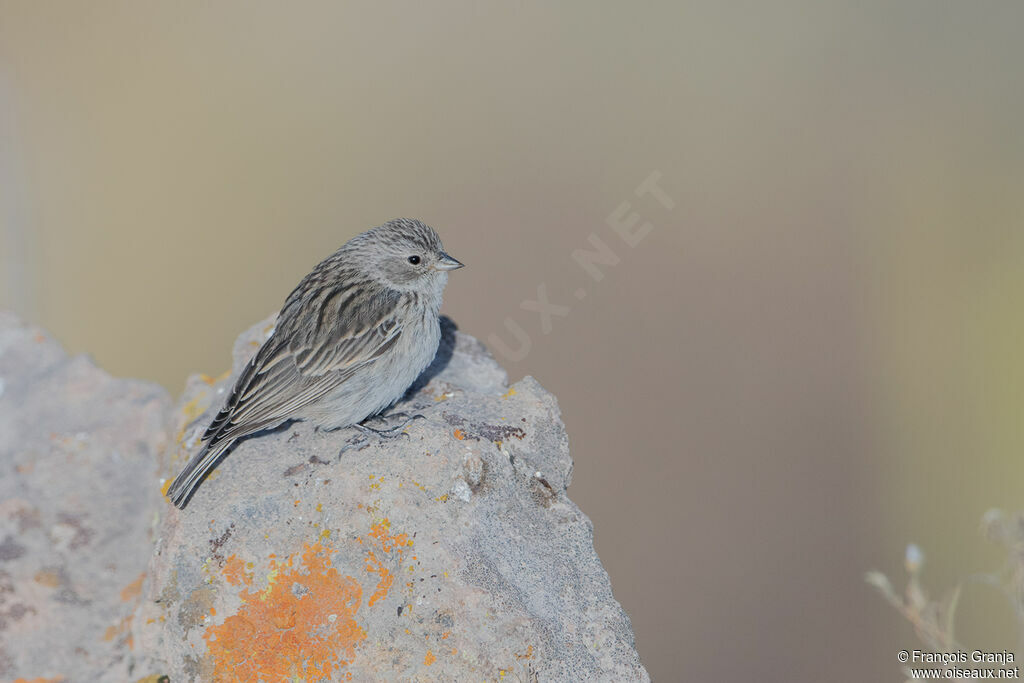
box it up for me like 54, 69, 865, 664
453, 429, 466, 440
204, 542, 365, 682
33, 570, 61, 588
14, 677, 64, 683
120, 572, 145, 602
515, 645, 534, 660
103, 615, 133, 644
363, 551, 393, 608
424, 650, 436, 666
199, 369, 230, 386
222, 554, 251, 587
363, 519, 410, 607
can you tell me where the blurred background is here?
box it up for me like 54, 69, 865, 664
3, 2, 1024, 680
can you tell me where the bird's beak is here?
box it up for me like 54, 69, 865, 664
435, 252, 464, 271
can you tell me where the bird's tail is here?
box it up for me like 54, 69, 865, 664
166, 438, 234, 508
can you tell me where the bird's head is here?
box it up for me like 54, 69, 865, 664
357, 218, 463, 295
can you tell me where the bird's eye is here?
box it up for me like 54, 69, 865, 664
408, 255, 421, 265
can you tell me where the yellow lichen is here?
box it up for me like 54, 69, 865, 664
120, 572, 145, 602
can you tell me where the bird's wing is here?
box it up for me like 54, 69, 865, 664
202, 285, 403, 445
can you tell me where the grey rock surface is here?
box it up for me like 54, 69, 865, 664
0, 311, 648, 681
0, 312, 171, 682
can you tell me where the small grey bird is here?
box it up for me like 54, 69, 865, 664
167, 218, 463, 508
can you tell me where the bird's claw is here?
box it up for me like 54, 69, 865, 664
355, 412, 426, 439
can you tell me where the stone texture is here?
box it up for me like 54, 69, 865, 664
0, 311, 648, 681
0, 312, 171, 682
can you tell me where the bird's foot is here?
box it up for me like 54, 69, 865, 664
355, 412, 426, 439
338, 433, 371, 458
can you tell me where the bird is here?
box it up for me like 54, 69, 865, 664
166, 218, 463, 508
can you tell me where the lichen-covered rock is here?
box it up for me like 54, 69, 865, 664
0, 310, 647, 681
0, 312, 171, 682
133, 315, 649, 681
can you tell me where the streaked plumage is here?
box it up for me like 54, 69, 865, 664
167, 218, 463, 508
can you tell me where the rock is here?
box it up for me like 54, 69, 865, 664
0, 311, 648, 681
0, 312, 171, 682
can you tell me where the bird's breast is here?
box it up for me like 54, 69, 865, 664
305, 309, 441, 430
